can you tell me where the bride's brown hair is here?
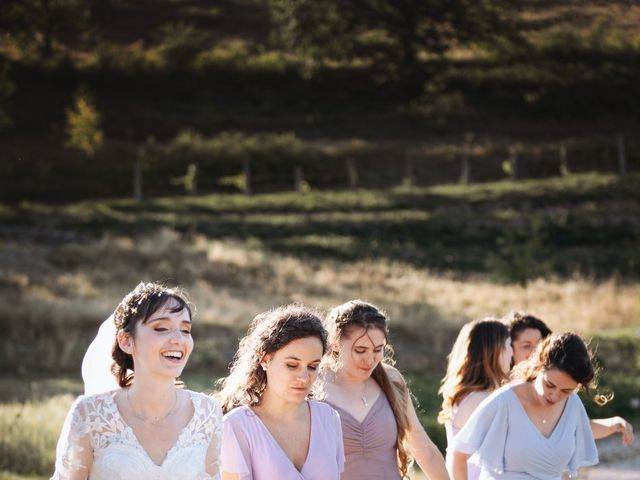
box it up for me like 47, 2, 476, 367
112, 282, 192, 387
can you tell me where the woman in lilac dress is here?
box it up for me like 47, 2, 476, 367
217, 305, 344, 480
451, 332, 606, 480
504, 311, 634, 445
319, 300, 448, 480
438, 318, 513, 479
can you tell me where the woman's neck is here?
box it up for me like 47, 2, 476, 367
127, 376, 178, 416
256, 388, 307, 420
334, 368, 369, 388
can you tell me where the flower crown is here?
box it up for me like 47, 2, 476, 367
113, 282, 178, 330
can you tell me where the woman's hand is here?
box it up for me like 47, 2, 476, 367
590, 416, 634, 445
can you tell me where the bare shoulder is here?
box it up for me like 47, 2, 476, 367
382, 364, 406, 384
452, 390, 492, 430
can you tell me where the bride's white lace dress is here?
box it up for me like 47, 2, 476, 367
51, 389, 223, 480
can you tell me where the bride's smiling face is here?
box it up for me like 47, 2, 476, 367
118, 299, 194, 379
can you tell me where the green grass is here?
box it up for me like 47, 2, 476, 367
4, 173, 639, 278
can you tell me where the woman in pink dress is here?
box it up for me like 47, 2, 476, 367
319, 300, 448, 480
217, 305, 344, 480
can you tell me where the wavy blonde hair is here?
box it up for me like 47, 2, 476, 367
323, 300, 412, 479
216, 304, 328, 413
438, 318, 510, 424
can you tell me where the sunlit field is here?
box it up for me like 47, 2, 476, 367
1, 174, 639, 478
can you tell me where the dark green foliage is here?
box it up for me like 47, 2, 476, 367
486, 216, 554, 286
154, 21, 210, 69
269, 0, 521, 98
0, 0, 89, 59
0, 60, 14, 129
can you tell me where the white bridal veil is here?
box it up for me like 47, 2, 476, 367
81, 314, 120, 395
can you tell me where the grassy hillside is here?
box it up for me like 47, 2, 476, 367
1, 1, 640, 200
1, 173, 639, 375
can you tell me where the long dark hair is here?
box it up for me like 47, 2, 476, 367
438, 318, 510, 424
324, 300, 411, 479
512, 332, 611, 405
111, 282, 192, 387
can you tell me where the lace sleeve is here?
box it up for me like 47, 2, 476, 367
51, 396, 94, 480
204, 397, 224, 480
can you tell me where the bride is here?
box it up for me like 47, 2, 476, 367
51, 282, 223, 480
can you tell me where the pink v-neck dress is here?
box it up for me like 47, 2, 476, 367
326, 393, 402, 480
221, 400, 344, 480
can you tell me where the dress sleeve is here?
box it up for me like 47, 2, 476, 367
204, 398, 224, 480
50, 396, 94, 480
452, 388, 509, 476
566, 395, 598, 478
220, 411, 253, 480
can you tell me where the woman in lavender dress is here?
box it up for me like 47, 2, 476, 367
504, 311, 634, 445
319, 300, 448, 480
217, 305, 344, 480
452, 332, 606, 480
438, 318, 513, 480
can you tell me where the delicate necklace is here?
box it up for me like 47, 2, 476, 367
359, 381, 368, 407
126, 388, 179, 425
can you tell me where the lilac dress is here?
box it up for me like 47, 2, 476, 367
326, 393, 401, 480
453, 385, 598, 479
445, 391, 487, 480
221, 400, 344, 480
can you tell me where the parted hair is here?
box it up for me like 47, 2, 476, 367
216, 304, 328, 414
512, 332, 611, 405
324, 300, 412, 480
438, 318, 510, 424
111, 282, 192, 387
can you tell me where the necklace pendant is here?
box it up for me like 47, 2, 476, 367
542, 419, 547, 424
361, 395, 368, 407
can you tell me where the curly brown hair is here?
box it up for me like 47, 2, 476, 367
111, 282, 192, 387
511, 332, 611, 405
324, 300, 412, 480
216, 304, 328, 413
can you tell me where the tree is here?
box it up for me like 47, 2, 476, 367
1, 0, 88, 59
65, 87, 103, 156
269, 0, 519, 100
0, 61, 14, 129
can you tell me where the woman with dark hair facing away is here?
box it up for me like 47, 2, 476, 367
319, 300, 448, 480
504, 311, 634, 446
452, 332, 606, 480
217, 305, 344, 480
438, 318, 512, 479
52, 282, 223, 480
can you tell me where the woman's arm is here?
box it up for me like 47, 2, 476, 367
386, 366, 449, 480
451, 452, 470, 480
405, 396, 450, 480
51, 398, 93, 480
221, 473, 241, 480
590, 417, 634, 445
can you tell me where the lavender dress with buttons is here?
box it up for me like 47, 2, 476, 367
221, 400, 344, 480
326, 393, 402, 480
453, 385, 598, 480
